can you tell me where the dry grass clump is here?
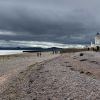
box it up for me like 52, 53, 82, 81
60, 48, 88, 53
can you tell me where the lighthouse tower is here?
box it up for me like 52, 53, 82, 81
95, 33, 100, 46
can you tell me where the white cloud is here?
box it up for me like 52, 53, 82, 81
0, 40, 85, 48
0, 31, 16, 36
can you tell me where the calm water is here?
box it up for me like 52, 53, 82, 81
0, 50, 23, 55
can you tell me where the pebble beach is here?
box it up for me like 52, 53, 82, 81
0, 51, 100, 100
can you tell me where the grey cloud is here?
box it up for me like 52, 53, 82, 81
0, 0, 99, 44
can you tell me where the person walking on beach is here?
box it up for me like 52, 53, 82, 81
37, 52, 39, 57
53, 50, 55, 54
39, 52, 42, 57
37, 52, 42, 57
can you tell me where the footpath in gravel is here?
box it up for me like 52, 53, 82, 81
1, 52, 100, 100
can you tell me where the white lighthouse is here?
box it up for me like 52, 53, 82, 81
95, 33, 100, 46
90, 33, 100, 49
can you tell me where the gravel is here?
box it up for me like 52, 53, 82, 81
1, 52, 100, 100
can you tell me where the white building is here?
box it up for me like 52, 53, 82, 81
90, 33, 100, 48
95, 33, 100, 46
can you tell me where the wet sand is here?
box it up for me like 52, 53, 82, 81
1, 51, 100, 100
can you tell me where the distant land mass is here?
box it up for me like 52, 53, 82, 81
0, 47, 62, 52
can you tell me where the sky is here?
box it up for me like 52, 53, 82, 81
0, 0, 100, 47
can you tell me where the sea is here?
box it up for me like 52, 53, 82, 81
0, 50, 23, 55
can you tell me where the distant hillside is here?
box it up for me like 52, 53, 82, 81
0, 47, 62, 52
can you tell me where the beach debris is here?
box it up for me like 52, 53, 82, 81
86, 72, 92, 76
80, 59, 87, 61
19, 71, 24, 74
29, 79, 34, 84
89, 61, 98, 64
80, 71, 84, 74
79, 53, 84, 56
33, 98, 37, 100
48, 98, 51, 100
70, 68, 75, 71
73, 57, 77, 59
64, 61, 69, 63
61, 70, 67, 72
66, 65, 72, 67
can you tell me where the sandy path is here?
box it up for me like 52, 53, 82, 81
0, 52, 60, 94
1, 52, 100, 100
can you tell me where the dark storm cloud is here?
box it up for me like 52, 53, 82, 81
0, 0, 100, 44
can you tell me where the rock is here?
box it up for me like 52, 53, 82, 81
80, 53, 84, 56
